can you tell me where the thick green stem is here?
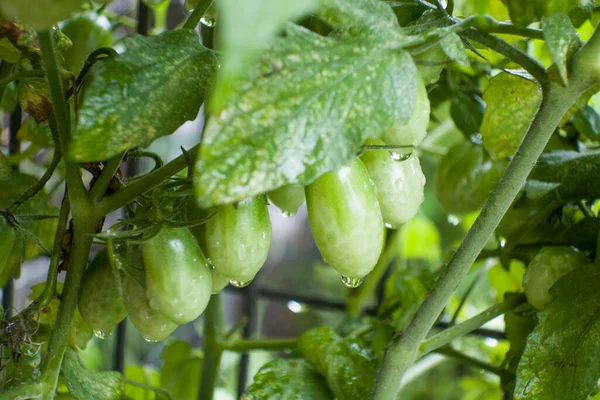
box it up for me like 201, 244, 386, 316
199, 294, 224, 400
97, 145, 198, 216
222, 338, 298, 352
347, 229, 401, 316
89, 152, 125, 202
373, 77, 593, 400
420, 295, 525, 355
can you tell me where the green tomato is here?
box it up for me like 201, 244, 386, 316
205, 196, 272, 284
141, 227, 212, 325
211, 267, 230, 294
413, 44, 447, 86
60, 12, 112, 75
0, 0, 85, 29
382, 75, 430, 147
360, 140, 425, 229
0, 218, 16, 275
523, 246, 589, 310
122, 273, 177, 342
434, 141, 506, 215
305, 158, 384, 279
78, 249, 126, 334
267, 184, 305, 216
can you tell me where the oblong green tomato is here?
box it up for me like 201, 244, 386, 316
305, 158, 384, 279
0, 219, 16, 274
141, 227, 212, 325
211, 268, 230, 294
523, 246, 589, 310
122, 274, 177, 342
267, 184, 305, 216
360, 140, 425, 229
0, 0, 85, 29
205, 196, 272, 283
382, 75, 430, 147
413, 44, 447, 86
78, 249, 126, 333
434, 141, 506, 215
60, 12, 112, 74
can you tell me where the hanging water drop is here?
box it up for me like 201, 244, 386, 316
93, 330, 107, 339
143, 336, 159, 343
230, 279, 252, 288
447, 214, 460, 226
341, 275, 363, 288
390, 151, 412, 161
200, 17, 216, 27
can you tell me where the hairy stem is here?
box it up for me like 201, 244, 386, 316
373, 75, 595, 400
222, 338, 298, 352
420, 294, 525, 355
89, 152, 125, 202
199, 294, 224, 400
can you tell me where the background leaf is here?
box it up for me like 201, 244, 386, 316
194, 22, 417, 206
68, 29, 217, 162
480, 72, 542, 160
514, 263, 600, 400
62, 349, 124, 400
242, 359, 333, 399
542, 13, 579, 85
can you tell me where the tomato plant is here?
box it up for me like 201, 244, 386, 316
2, 0, 600, 399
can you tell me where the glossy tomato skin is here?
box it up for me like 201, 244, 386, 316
60, 12, 112, 74
305, 158, 384, 279
122, 273, 177, 342
267, 184, 305, 216
78, 249, 126, 333
434, 141, 506, 215
205, 196, 272, 284
360, 139, 425, 229
0, 0, 85, 29
211, 268, 230, 294
0, 219, 16, 275
382, 75, 430, 147
141, 227, 212, 325
523, 246, 589, 310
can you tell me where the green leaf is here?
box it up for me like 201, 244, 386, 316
0, 37, 21, 63
571, 105, 600, 142
1, 82, 18, 113
439, 31, 469, 67
194, 23, 418, 206
212, 0, 318, 110
480, 72, 542, 160
515, 263, 600, 400
68, 29, 217, 162
503, 300, 536, 392
29, 282, 93, 349
542, 13, 580, 85
62, 348, 124, 400
17, 116, 54, 147
242, 358, 333, 400
160, 340, 202, 400
17, 77, 52, 123
450, 92, 485, 136
501, 0, 582, 27
488, 261, 526, 303
299, 326, 377, 399
318, 0, 404, 38
125, 365, 161, 400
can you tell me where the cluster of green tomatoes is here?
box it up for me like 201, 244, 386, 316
76, 76, 430, 341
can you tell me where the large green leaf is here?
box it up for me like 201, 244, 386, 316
212, 0, 317, 110
242, 358, 333, 400
501, 0, 581, 27
298, 326, 377, 399
160, 339, 202, 400
68, 29, 217, 162
514, 263, 600, 400
194, 20, 418, 206
480, 72, 542, 160
542, 13, 579, 85
63, 349, 123, 400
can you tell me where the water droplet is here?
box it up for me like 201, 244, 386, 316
341, 275, 363, 288
391, 151, 412, 161
384, 222, 393, 229
281, 210, 293, 218
200, 17, 216, 27
93, 330, 107, 339
143, 337, 159, 343
447, 215, 460, 226
287, 300, 309, 313
230, 279, 252, 288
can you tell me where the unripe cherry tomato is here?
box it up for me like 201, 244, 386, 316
78, 249, 126, 333
267, 184, 305, 216
360, 140, 425, 229
141, 227, 213, 325
523, 246, 589, 310
434, 141, 506, 215
382, 74, 430, 147
205, 196, 272, 285
305, 158, 384, 279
